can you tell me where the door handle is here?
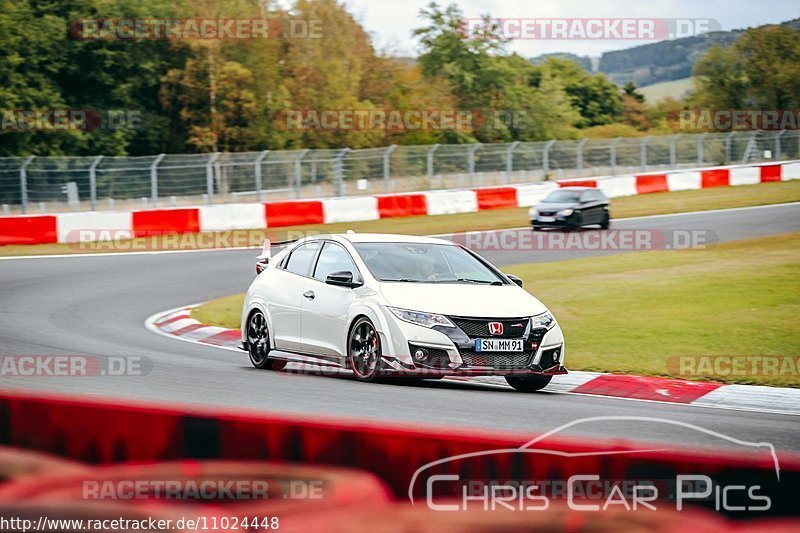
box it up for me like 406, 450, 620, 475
303, 290, 315, 300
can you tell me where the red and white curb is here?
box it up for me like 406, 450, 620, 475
147, 306, 800, 417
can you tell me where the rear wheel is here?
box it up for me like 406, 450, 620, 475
246, 310, 286, 370
348, 317, 381, 381
505, 375, 552, 392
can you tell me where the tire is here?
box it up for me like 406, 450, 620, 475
505, 375, 552, 392
348, 317, 381, 382
600, 211, 610, 229
246, 310, 287, 370
573, 211, 583, 229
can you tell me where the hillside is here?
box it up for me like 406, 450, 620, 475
529, 18, 800, 88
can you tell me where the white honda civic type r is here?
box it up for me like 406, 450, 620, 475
241, 233, 566, 392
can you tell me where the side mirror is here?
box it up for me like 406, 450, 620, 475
506, 274, 523, 287
325, 270, 362, 288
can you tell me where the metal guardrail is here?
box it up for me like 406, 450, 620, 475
1, 130, 797, 214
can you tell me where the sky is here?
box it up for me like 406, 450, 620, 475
341, 0, 800, 58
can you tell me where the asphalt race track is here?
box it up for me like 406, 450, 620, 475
1, 203, 799, 454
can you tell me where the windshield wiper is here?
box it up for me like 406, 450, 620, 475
452, 278, 503, 285
380, 278, 423, 282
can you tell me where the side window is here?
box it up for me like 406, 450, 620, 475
284, 242, 320, 276
580, 191, 593, 203
592, 190, 605, 201
314, 242, 360, 282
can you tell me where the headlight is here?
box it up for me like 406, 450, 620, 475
557, 208, 574, 217
389, 307, 455, 328
528, 207, 538, 217
531, 311, 556, 330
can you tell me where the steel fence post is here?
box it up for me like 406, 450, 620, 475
254, 150, 269, 202
640, 136, 650, 171
88, 155, 104, 211
426, 144, 439, 188
542, 140, 556, 177
150, 154, 165, 206
334, 148, 349, 197
206, 152, 220, 204
775, 130, 785, 160
576, 139, 588, 177
610, 137, 622, 175
383, 145, 397, 192
725, 132, 735, 163
506, 141, 519, 178
669, 134, 681, 167
19, 156, 35, 214
467, 144, 480, 187
697, 133, 708, 165
294, 149, 309, 198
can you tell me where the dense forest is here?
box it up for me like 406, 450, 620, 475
0, 0, 798, 157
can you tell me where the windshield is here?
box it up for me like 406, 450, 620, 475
353, 243, 506, 284
542, 190, 581, 203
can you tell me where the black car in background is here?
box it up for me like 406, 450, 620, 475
529, 187, 610, 230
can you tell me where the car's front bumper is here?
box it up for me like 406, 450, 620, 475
530, 213, 579, 228
378, 312, 567, 377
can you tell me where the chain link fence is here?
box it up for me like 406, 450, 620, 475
2, 130, 798, 214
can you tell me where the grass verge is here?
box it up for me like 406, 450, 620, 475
192, 232, 800, 387
2, 180, 799, 257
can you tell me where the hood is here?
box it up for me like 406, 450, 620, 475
534, 201, 577, 212
378, 282, 548, 318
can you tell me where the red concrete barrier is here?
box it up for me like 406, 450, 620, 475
636, 174, 669, 194
132, 209, 200, 237
701, 168, 730, 188
558, 179, 598, 188
377, 194, 427, 218
0, 215, 57, 245
761, 164, 783, 182
265, 200, 324, 227
475, 187, 517, 210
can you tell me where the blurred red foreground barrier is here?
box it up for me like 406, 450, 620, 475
0, 390, 798, 520
0, 459, 391, 517
0, 445, 89, 482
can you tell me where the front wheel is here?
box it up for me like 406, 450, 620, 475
246, 310, 286, 370
348, 317, 381, 382
600, 211, 610, 229
505, 375, 552, 392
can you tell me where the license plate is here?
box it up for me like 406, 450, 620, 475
538, 216, 555, 222
475, 339, 523, 352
